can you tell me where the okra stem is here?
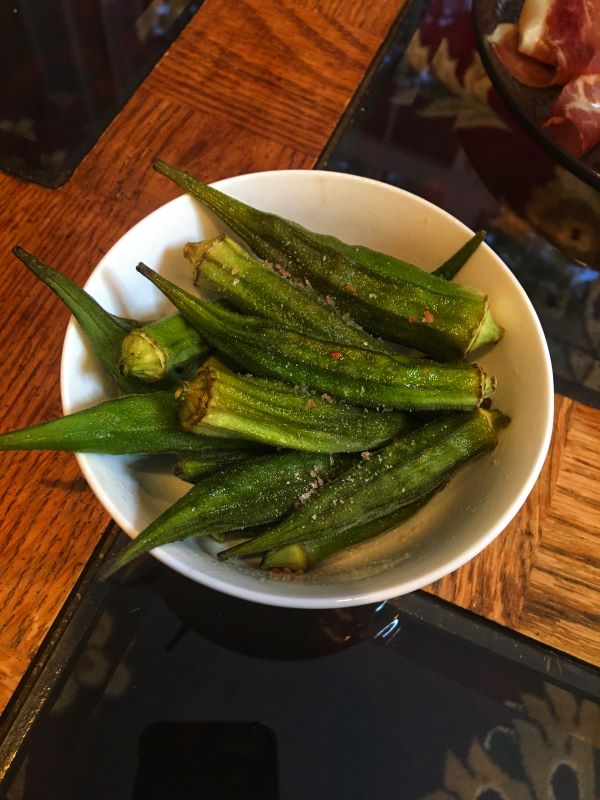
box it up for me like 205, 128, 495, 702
186, 236, 390, 352
219, 409, 507, 560
137, 264, 496, 412
153, 161, 503, 360
102, 450, 344, 576
0, 390, 256, 455
175, 358, 413, 452
120, 314, 210, 382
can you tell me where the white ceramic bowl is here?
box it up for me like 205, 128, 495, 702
60, 170, 553, 608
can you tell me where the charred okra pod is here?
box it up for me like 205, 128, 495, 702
432, 230, 486, 281
175, 359, 413, 452
13, 247, 153, 394
0, 390, 255, 455
262, 488, 443, 571
174, 449, 267, 483
153, 161, 502, 360
137, 265, 496, 412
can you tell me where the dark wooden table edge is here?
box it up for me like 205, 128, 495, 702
0, 523, 122, 785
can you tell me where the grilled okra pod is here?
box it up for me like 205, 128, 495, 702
12, 247, 154, 394
102, 450, 346, 576
175, 358, 413, 452
153, 161, 502, 360
137, 265, 496, 412
186, 236, 390, 352
219, 409, 507, 561
0, 390, 255, 455
120, 314, 210, 382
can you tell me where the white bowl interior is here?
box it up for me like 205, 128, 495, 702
60, 170, 553, 608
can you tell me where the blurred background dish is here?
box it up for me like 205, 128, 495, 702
473, 0, 600, 192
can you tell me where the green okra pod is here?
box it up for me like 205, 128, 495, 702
174, 448, 267, 483
137, 264, 496, 412
262, 486, 444, 571
175, 358, 413, 452
12, 247, 158, 395
219, 409, 508, 561
432, 230, 486, 281
0, 390, 255, 455
354, 231, 487, 283
120, 313, 210, 382
102, 450, 346, 576
153, 161, 502, 360
186, 235, 390, 352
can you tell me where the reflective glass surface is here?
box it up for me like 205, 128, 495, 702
4, 557, 600, 800
0, 0, 202, 187
322, 0, 600, 408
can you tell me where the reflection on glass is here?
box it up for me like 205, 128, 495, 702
422, 683, 600, 799
0, 0, 202, 187
325, 0, 600, 405
5, 577, 600, 800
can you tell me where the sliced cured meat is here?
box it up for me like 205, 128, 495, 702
540, 0, 600, 85
488, 0, 600, 86
544, 53, 600, 156
488, 22, 556, 87
517, 0, 556, 64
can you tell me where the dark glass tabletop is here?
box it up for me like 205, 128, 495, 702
3, 544, 600, 800
321, 0, 600, 409
0, 0, 202, 187
2, 1, 600, 797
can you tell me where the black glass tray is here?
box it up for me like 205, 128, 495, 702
0, 0, 202, 188
2, 534, 599, 799
320, 0, 600, 409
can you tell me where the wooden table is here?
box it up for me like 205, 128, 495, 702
0, 0, 598, 715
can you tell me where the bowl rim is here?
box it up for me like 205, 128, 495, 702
60, 168, 555, 608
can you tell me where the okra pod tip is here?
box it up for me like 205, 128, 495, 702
469, 304, 504, 354
183, 237, 224, 267
120, 314, 209, 383
120, 330, 167, 381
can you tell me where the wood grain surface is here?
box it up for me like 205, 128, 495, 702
427, 396, 600, 662
0, 0, 598, 716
